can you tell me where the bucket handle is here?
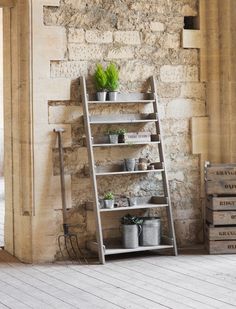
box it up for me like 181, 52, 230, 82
138, 224, 142, 236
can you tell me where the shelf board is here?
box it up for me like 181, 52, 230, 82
88, 100, 155, 104
100, 203, 168, 212
95, 169, 164, 176
104, 245, 174, 255
90, 119, 157, 124
92, 141, 160, 147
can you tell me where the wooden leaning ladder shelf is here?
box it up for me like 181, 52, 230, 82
80, 76, 178, 264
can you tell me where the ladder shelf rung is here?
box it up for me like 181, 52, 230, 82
104, 245, 174, 255
92, 141, 160, 147
85, 196, 168, 211
90, 119, 158, 124
99, 203, 168, 212
95, 169, 164, 176
89, 113, 158, 124
88, 100, 155, 104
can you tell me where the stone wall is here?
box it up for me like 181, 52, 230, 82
45, 0, 205, 251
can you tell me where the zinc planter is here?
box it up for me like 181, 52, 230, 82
108, 91, 118, 101
140, 217, 161, 246
104, 199, 114, 209
122, 224, 140, 249
109, 134, 119, 144
96, 91, 107, 101
128, 197, 137, 206
124, 158, 136, 171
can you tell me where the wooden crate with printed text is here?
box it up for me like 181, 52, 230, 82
205, 162, 236, 254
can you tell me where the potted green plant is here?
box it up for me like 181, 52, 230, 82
106, 62, 119, 101
107, 129, 119, 144
120, 214, 143, 248
116, 128, 126, 143
94, 63, 107, 101
103, 192, 115, 209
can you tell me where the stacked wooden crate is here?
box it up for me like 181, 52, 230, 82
205, 162, 236, 254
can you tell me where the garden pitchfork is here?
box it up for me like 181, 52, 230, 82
54, 128, 87, 263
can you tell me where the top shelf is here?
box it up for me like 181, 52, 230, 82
87, 92, 155, 104
89, 113, 158, 125
88, 100, 155, 104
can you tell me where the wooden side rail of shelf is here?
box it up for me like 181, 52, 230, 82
80, 75, 178, 264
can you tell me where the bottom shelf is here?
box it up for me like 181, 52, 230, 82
104, 245, 174, 255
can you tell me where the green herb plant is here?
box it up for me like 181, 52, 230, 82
107, 129, 119, 135
104, 192, 114, 200
107, 128, 126, 135
106, 62, 119, 92
116, 128, 126, 136
120, 214, 143, 225
94, 63, 107, 91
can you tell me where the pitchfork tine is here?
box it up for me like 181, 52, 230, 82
68, 236, 82, 264
55, 128, 88, 263
58, 235, 66, 260
72, 234, 88, 264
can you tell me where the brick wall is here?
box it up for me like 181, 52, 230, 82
45, 0, 205, 250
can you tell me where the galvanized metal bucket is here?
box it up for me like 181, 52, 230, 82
108, 91, 118, 101
96, 91, 107, 101
122, 224, 142, 249
140, 217, 161, 246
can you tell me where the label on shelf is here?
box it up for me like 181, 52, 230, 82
124, 132, 151, 143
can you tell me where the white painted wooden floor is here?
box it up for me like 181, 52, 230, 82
0, 250, 235, 308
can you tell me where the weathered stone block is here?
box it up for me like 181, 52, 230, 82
181, 4, 198, 16
85, 30, 113, 44
48, 106, 83, 124
175, 219, 203, 246
120, 61, 155, 82
142, 33, 159, 46
181, 83, 206, 99
107, 46, 134, 59
162, 119, 190, 136
163, 33, 180, 49
157, 83, 180, 98
51, 61, 88, 78
168, 170, 185, 182
68, 28, 84, 43
178, 49, 198, 65
68, 43, 103, 60
160, 65, 199, 82
166, 99, 206, 119
164, 135, 191, 155
114, 31, 141, 45
129, 2, 166, 14
166, 155, 199, 171
166, 17, 184, 33
150, 22, 165, 32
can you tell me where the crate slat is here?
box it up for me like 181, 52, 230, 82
206, 239, 236, 254
206, 225, 236, 240
206, 208, 236, 225
206, 180, 236, 195
208, 197, 236, 211
206, 165, 236, 181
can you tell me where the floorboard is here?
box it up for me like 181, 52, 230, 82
0, 246, 236, 308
